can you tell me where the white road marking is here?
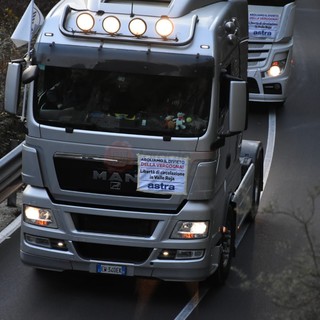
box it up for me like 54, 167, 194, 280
0, 215, 21, 244
262, 107, 276, 192
174, 108, 277, 320
235, 107, 277, 248
174, 287, 210, 320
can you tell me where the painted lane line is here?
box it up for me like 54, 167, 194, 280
263, 107, 276, 192
174, 286, 210, 320
0, 215, 21, 244
235, 107, 277, 247
174, 108, 277, 319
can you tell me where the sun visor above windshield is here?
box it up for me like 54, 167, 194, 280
34, 43, 214, 78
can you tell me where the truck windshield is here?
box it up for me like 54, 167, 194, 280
35, 66, 211, 137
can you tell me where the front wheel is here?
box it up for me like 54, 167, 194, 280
212, 205, 236, 285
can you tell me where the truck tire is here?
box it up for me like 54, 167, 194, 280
212, 204, 236, 285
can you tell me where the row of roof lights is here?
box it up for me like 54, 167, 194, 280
76, 13, 174, 38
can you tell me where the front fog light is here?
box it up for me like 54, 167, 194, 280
24, 205, 57, 228
158, 249, 204, 260
171, 221, 209, 239
25, 234, 67, 251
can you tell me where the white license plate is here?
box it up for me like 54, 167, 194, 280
97, 264, 126, 276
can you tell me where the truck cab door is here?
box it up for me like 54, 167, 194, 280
215, 68, 247, 194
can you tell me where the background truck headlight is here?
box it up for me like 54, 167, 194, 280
265, 52, 288, 78
24, 205, 57, 228
171, 221, 209, 239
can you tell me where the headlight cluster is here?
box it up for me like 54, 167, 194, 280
76, 12, 174, 38
24, 205, 57, 228
265, 52, 288, 78
157, 221, 208, 260
171, 221, 209, 239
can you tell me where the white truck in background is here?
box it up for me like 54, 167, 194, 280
5, 0, 263, 283
247, 0, 296, 104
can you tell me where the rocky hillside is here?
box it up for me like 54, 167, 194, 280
0, 112, 25, 158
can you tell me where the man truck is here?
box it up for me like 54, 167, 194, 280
5, 0, 263, 283
247, 0, 296, 104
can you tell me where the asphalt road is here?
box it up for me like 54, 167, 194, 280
1, 1, 320, 319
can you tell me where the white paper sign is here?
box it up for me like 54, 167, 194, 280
137, 155, 188, 195
249, 12, 281, 39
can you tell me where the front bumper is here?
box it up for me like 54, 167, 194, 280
20, 186, 222, 282
248, 69, 290, 103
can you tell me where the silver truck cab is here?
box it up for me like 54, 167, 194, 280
5, 0, 263, 283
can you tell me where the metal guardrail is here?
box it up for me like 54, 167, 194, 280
0, 142, 23, 204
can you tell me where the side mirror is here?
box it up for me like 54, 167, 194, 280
4, 62, 22, 115
229, 80, 247, 133
22, 65, 39, 84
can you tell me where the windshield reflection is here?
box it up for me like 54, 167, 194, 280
35, 67, 211, 137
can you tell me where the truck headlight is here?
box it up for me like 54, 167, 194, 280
24, 205, 57, 228
155, 17, 174, 38
103, 16, 121, 35
171, 221, 209, 239
129, 18, 147, 37
265, 52, 288, 78
76, 13, 95, 32
266, 61, 284, 77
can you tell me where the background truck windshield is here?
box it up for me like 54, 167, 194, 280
248, 0, 294, 5
35, 66, 211, 137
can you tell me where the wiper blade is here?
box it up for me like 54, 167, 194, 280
64, 122, 98, 133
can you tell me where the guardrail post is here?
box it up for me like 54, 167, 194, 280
7, 139, 20, 207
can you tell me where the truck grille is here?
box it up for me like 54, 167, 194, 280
54, 155, 169, 198
71, 213, 158, 237
248, 41, 273, 69
73, 242, 153, 264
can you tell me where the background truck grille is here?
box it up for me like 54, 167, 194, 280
248, 41, 272, 69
